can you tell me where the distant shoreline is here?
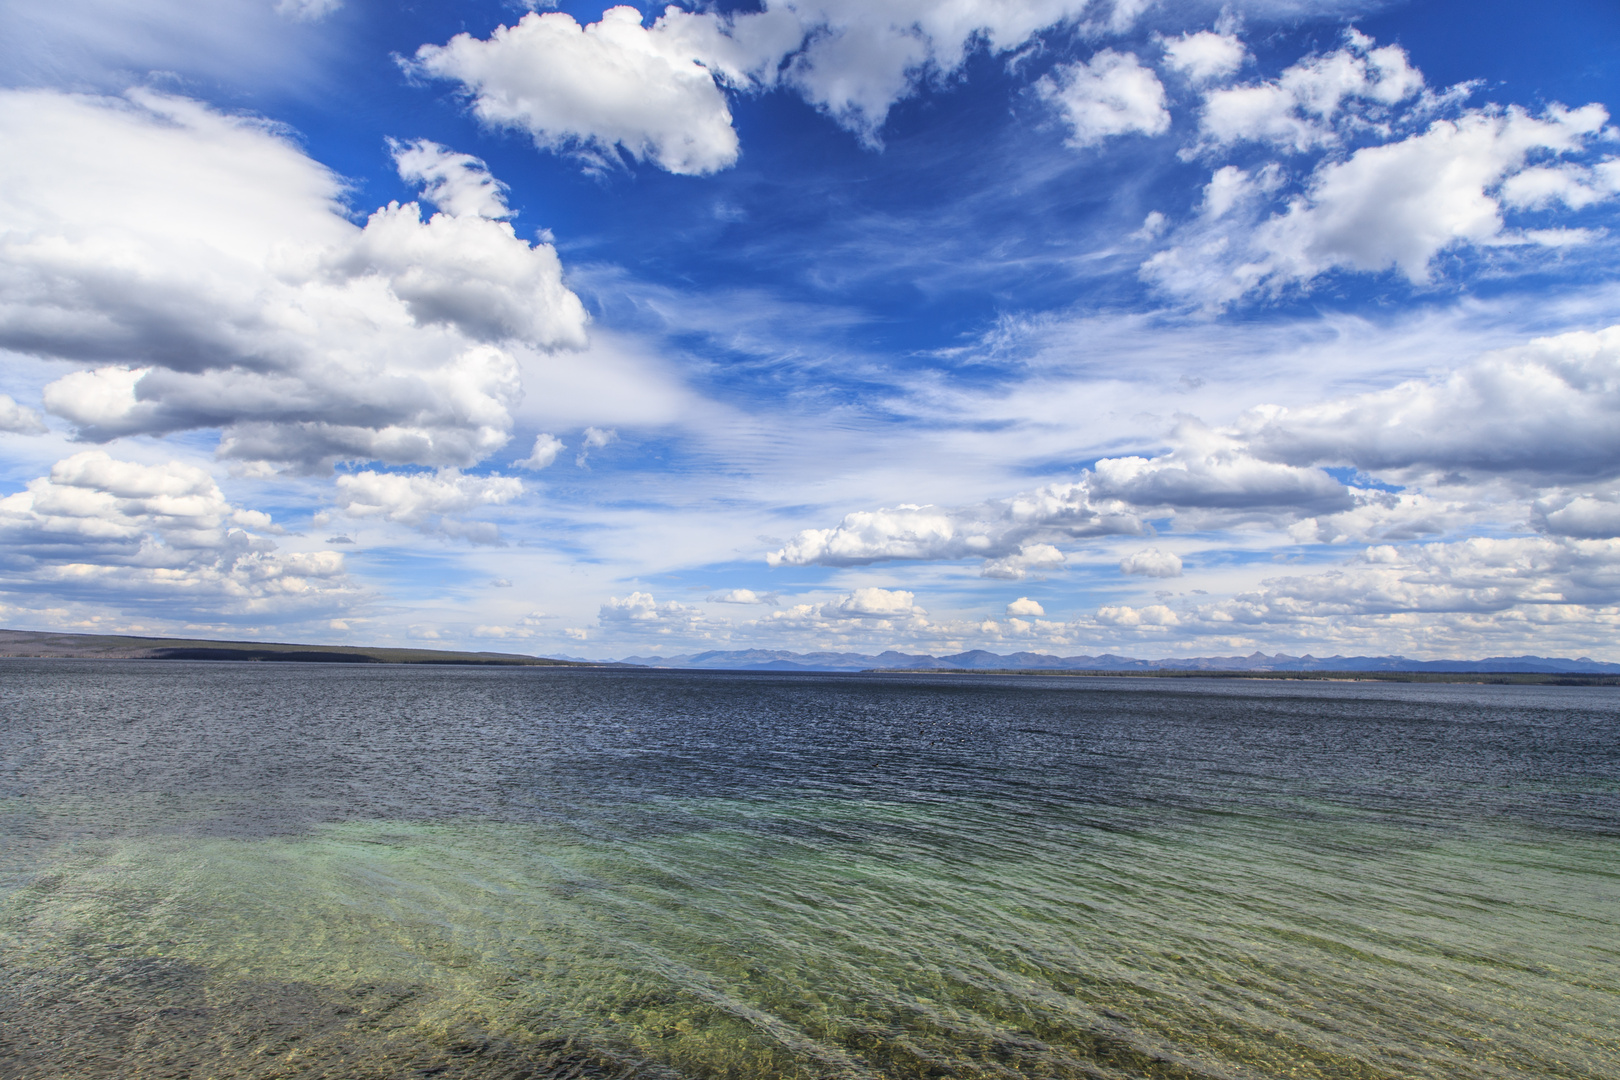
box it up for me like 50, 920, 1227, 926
5, 628, 1618, 684
862, 667, 1620, 686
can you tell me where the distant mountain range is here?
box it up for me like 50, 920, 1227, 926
613, 648, 1620, 674
5, 627, 1615, 675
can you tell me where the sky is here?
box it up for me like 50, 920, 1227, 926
1, 0, 1619, 661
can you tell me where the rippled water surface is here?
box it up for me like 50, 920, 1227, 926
1, 661, 1616, 1079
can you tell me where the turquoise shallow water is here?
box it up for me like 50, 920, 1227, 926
1, 663, 1616, 1078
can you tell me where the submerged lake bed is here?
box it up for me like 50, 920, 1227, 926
1, 662, 1615, 1079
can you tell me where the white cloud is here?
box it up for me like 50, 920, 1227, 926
332, 469, 523, 542
1198, 30, 1425, 152
1039, 50, 1169, 148
0, 89, 587, 471
746, 586, 933, 640
1147, 34, 1614, 307
1498, 162, 1620, 211
1096, 602, 1180, 626
0, 0, 337, 94
1142, 32, 1619, 306
1167, 536, 1620, 647
0, 451, 351, 615
765, 320, 1620, 593
1246, 324, 1620, 483
1120, 547, 1183, 577
0, 394, 47, 435
334, 201, 586, 348
575, 426, 618, 466
824, 586, 924, 619
768, 492, 1137, 570
1088, 422, 1352, 513
274, 0, 341, 22
1287, 489, 1471, 546
1133, 209, 1168, 238
1005, 596, 1045, 616
411, 8, 742, 176
411, 2, 1116, 165
598, 590, 711, 635
773, 0, 1106, 140
390, 139, 512, 220
1251, 105, 1609, 286
1537, 494, 1620, 540
768, 423, 1354, 572
709, 588, 777, 604
1200, 162, 1277, 218
513, 433, 565, 471
1161, 30, 1245, 84
981, 542, 1066, 580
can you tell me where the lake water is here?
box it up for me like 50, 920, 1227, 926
1, 661, 1616, 1079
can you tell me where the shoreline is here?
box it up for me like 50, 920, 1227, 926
863, 667, 1620, 686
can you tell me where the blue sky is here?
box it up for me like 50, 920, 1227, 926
1, 0, 1619, 660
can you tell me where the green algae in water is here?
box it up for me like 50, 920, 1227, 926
4, 803, 1616, 1080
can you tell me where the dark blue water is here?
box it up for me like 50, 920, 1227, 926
2, 662, 1616, 1078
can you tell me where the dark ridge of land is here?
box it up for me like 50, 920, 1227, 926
0, 628, 593, 667
864, 667, 1620, 686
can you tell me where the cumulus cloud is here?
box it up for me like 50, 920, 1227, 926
1039, 50, 1169, 148
331, 468, 523, 542
1197, 29, 1424, 153
1005, 596, 1046, 616
981, 542, 1066, 580
1088, 422, 1353, 514
390, 138, 512, 220
769, 321, 1620, 582
1120, 547, 1183, 577
513, 433, 565, 471
1097, 603, 1180, 627
1498, 162, 1620, 211
750, 586, 932, 638
412, 2, 1113, 166
1246, 325, 1620, 483
776, 0, 1124, 138
1163, 537, 1620, 646
598, 590, 711, 635
824, 586, 924, 619
709, 588, 777, 604
0, 89, 587, 471
1537, 494, 1620, 540
1161, 30, 1245, 84
1247, 105, 1608, 286
0, 451, 351, 614
768, 491, 1137, 570
575, 426, 617, 466
1286, 489, 1471, 547
410, 7, 742, 176
333, 201, 586, 348
1143, 32, 1616, 305
769, 425, 1352, 572
0, 394, 47, 435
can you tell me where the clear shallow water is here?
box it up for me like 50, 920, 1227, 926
1, 663, 1616, 1079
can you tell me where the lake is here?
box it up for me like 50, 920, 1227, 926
1, 662, 1616, 1079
